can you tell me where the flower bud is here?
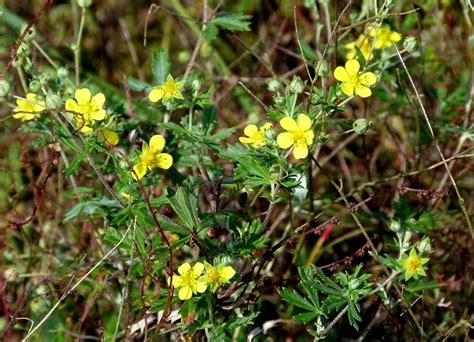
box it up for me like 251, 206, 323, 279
29, 80, 41, 92
417, 237, 431, 254
178, 51, 190, 63
191, 79, 201, 92
0, 80, 10, 97
289, 76, 304, 94
403, 36, 419, 54
77, 0, 92, 7
267, 79, 280, 92
56, 67, 69, 78
102, 128, 119, 145
17, 42, 30, 58
389, 219, 401, 233
315, 59, 329, 77
353, 118, 373, 135
46, 92, 62, 109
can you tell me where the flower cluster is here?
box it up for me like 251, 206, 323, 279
170, 262, 236, 300
239, 114, 314, 160
337, 25, 402, 98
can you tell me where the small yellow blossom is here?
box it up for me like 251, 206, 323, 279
170, 262, 207, 300
132, 135, 173, 180
399, 249, 429, 281
202, 262, 236, 292
13, 93, 45, 121
148, 74, 184, 103
120, 192, 132, 201
102, 128, 119, 145
345, 34, 373, 61
334, 59, 377, 98
276, 114, 314, 160
369, 25, 402, 50
239, 123, 272, 148
65, 88, 106, 133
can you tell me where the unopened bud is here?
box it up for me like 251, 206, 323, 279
417, 237, 431, 254
353, 118, 373, 135
289, 76, 304, 94
316, 59, 328, 77
29, 80, 41, 92
267, 79, 280, 92
403, 36, 419, 54
77, 0, 92, 8
46, 92, 62, 109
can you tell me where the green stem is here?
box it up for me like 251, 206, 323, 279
74, 7, 86, 86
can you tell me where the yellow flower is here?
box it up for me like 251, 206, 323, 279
369, 25, 402, 50
13, 93, 45, 121
132, 135, 173, 180
276, 114, 314, 160
239, 123, 272, 148
65, 88, 106, 133
399, 249, 429, 281
201, 262, 236, 293
170, 262, 207, 300
334, 59, 377, 98
345, 34, 373, 61
148, 74, 184, 103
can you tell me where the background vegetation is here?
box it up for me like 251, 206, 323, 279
0, 0, 473, 340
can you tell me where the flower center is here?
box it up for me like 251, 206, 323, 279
164, 81, 178, 94
208, 269, 220, 283
252, 131, 265, 145
292, 130, 307, 146
349, 74, 360, 86
407, 258, 420, 272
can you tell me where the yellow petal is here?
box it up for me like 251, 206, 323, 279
277, 132, 294, 149
390, 31, 402, 43
178, 263, 191, 275
293, 145, 308, 159
178, 286, 193, 300
334, 66, 349, 82
355, 85, 372, 98
196, 281, 207, 293
171, 275, 183, 287
75, 88, 91, 104
92, 92, 106, 107
26, 93, 37, 101
345, 59, 360, 76
296, 114, 312, 131
65, 99, 80, 112
172, 90, 184, 100
155, 153, 173, 170
103, 128, 119, 145
149, 135, 165, 152
149, 88, 164, 102
220, 266, 236, 281
280, 116, 297, 131
79, 125, 93, 133
91, 109, 106, 121
132, 161, 147, 180
262, 123, 272, 130
341, 82, 355, 96
359, 72, 377, 86
239, 137, 253, 144
304, 130, 314, 144
244, 124, 258, 137
193, 262, 204, 275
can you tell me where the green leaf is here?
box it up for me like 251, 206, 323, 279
280, 288, 315, 311
134, 226, 147, 256
202, 22, 219, 41
127, 77, 152, 92
151, 48, 170, 84
210, 12, 252, 32
293, 312, 319, 324
103, 228, 132, 250
167, 187, 199, 230
65, 153, 86, 177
